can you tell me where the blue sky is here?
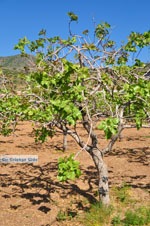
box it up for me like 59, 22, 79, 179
0, 0, 150, 62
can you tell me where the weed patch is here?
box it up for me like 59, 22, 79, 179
81, 202, 113, 226
112, 183, 134, 206
112, 206, 150, 226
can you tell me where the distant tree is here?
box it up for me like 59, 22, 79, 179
1, 12, 150, 205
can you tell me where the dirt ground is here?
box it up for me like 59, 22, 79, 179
0, 122, 150, 226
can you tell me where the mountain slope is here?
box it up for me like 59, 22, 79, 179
0, 54, 35, 73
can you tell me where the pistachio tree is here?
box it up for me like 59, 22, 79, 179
1, 12, 150, 205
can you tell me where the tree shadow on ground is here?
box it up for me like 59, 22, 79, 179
1, 142, 150, 215
120, 175, 150, 191
0, 162, 97, 214
108, 146, 150, 165
0, 160, 150, 216
15, 140, 73, 152
16, 142, 64, 151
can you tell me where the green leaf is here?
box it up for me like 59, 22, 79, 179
82, 29, 89, 35
123, 83, 129, 90
97, 118, 120, 140
67, 11, 78, 21
133, 85, 140, 93
104, 129, 112, 140
97, 121, 105, 130
28, 110, 34, 116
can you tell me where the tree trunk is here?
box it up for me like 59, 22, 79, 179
91, 147, 110, 205
63, 132, 67, 151
119, 131, 123, 141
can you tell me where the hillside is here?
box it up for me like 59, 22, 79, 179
0, 54, 35, 74
0, 54, 36, 89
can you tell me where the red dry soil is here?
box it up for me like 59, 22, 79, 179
0, 122, 150, 226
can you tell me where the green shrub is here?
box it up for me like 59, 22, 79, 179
82, 202, 113, 226
124, 210, 145, 226
57, 154, 81, 182
112, 214, 121, 225
56, 209, 77, 221
112, 206, 150, 226
113, 183, 132, 205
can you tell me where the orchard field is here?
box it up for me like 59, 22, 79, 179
0, 122, 150, 226
1, 12, 150, 226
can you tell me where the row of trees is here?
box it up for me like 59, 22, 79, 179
1, 12, 150, 204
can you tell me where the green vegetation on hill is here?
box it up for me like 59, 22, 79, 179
0, 54, 36, 89
0, 54, 35, 70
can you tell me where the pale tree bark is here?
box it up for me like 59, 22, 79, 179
63, 132, 67, 151
81, 113, 110, 204
91, 147, 110, 205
